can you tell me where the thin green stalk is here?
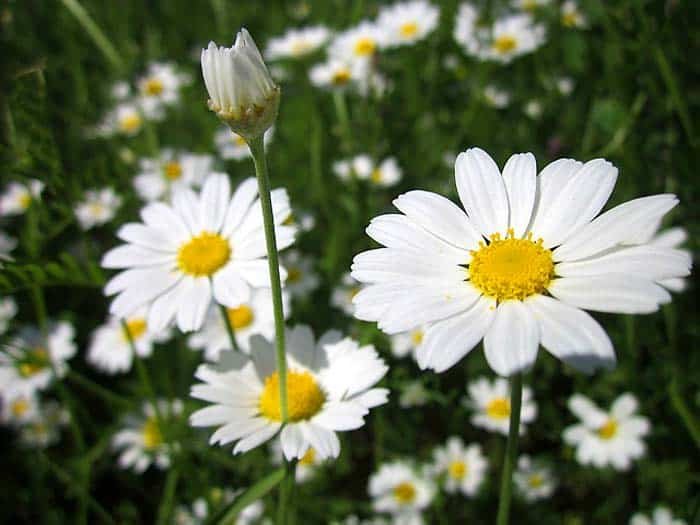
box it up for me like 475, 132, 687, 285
278, 460, 297, 525
218, 304, 241, 353
68, 369, 132, 409
59, 0, 124, 71
332, 90, 353, 152
496, 373, 523, 525
156, 468, 180, 525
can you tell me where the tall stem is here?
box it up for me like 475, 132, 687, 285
219, 304, 241, 353
122, 320, 163, 424
496, 373, 523, 525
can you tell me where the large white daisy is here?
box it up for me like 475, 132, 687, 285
351, 147, 690, 376
102, 173, 295, 333
189, 325, 388, 460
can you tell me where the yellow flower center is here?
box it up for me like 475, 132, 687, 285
349, 287, 361, 300
299, 447, 316, 466
291, 40, 312, 56
233, 134, 247, 146
597, 419, 618, 440
142, 416, 163, 449
528, 474, 544, 488
522, 0, 538, 10
19, 193, 32, 209
493, 35, 518, 54
88, 202, 105, 216
120, 114, 142, 133
370, 168, 383, 183
448, 460, 467, 480
393, 482, 416, 504
226, 305, 254, 330
163, 161, 182, 181
18, 348, 48, 377
486, 397, 511, 420
11, 398, 30, 417
354, 37, 376, 56
468, 230, 554, 302
144, 77, 165, 96
177, 232, 231, 277
399, 22, 419, 38
331, 68, 352, 85
287, 267, 302, 284
411, 330, 424, 346
562, 12, 578, 27
122, 318, 148, 341
259, 370, 326, 422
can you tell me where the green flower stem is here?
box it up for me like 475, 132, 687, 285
495, 373, 523, 525
155, 468, 180, 525
122, 320, 163, 424
219, 303, 241, 353
332, 90, 353, 152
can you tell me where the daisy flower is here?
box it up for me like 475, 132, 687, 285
390, 327, 426, 360
483, 85, 511, 108
18, 400, 69, 448
0, 180, 44, 216
97, 102, 144, 137
369, 461, 434, 525
465, 377, 537, 434
214, 126, 274, 161
309, 57, 369, 91
102, 173, 295, 333
333, 155, 374, 182
133, 150, 214, 202
87, 309, 171, 374
331, 273, 362, 316
561, 1, 587, 29
430, 437, 487, 496
513, 455, 556, 501
524, 100, 543, 119
281, 250, 320, 299
74, 188, 122, 230
399, 380, 429, 408
0, 296, 17, 334
112, 399, 183, 473
648, 226, 690, 292
453, 3, 482, 57
329, 21, 386, 64
563, 393, 650, 470
630, 507, 687, 525
1, 390, 39, 425
377, 1, 440, 48
555, 77, 575, 96
188, 288, 290, 359
136, 61, 191, 118
365, 158, 403, 188
0, 321, 76, 395
266, 26, 331, 60
189, 326, 388, 460
514, 0, 552, 10
351, 147, 689, 376
271, 440, 325, 482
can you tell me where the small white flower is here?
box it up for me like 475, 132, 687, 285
390, 327, 426, 360
483, 85, 511, 108
465, 377, 537, 435
514, 455, 556, 501
111, 81, 131, 100
630, 507, 687, 525
137, 61, 191, 118
369, 461, 434, 524
87, 310, 171, 374
331, 273, 362, 316
214, 126, 274, 161
18, 400, 69, 448
133, 150, 214, 202
0, 180, 44, 216
98, 102, 144, 137
266, 26, 331, 60
329, 21, 386, 64
281, 250, 320, 299
309, 57, 369, 90
286, 210, 315, 233
0, 231, 17, 262
430, 437, 487, 496
377, 1, 440, 48
174, 490, 242, 525
0, 296, 17, 334
271, 440, 325, 483
1, 390, 39, 425
190, 326, 388, 460
555, 77, 575, 95
399, 380, 429, 408
75, 188, 122, 230
188, 288, 290, 359
201, 29, 280, 139
562, 1, 587, 29
524, 100, 543, 119
365, 158, 403, 188
563, 393, 650, 470
112, 399, 183, 473
102, 173, 295, 333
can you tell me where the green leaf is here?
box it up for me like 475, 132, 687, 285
208, 467, 285, 525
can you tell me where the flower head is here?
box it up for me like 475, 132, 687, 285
465, 377, 537, 434
75, 188, 122, 230
369, 461, 434, 523
281, 250, 320, 299
133, 150, 214, 202
266, 26, 331, 60
513, 455, 556, 501
630, 507, 687, 525
377, 1, 440, 48
0, 180, 44, 216
430, 437, 487, 496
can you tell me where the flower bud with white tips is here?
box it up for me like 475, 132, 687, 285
201, 29, 280, 141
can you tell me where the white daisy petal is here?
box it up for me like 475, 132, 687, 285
199, 173, 231, 232
172, 187, 204, 234
528, 158, 583, 235
483, 300, 540, 376
502, 152, 536, 238
175, 277, 212, 332
233, 423, 280, 454
102, 245, 174, 268
212, 266, 251, 308
221, 178, 259, 237
280, 424, 308, 460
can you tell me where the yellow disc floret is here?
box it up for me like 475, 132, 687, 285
448, 460, 467, 480
354, 37, 376, 56
163, 161, 182, 180
11, 398, 30, 417
259, 370, 326, 422
299, 448, 316, 466
493, 35, 518, 54
177, 232, 231, 277
528, 474, 544, 488
597, 419, 618, 440
141, 416, 163, 449
468, 230, 554, 302
399, 22, 419, 38
331, 68, 352, 86
123, 318, 147, 341
18, 348, 48, 377
226, 305, 254, 330
486, 397, 511, 420
393, 482, 417, 504
119, 114, 142, 134
144, 77, 165, 96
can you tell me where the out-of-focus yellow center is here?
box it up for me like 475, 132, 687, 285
233, 134, 247, 146
259, 370, 326, 422
11, 398, 30, 417
354, 37, 376, 56
19, 193, 32, 209
141, 416, 163, 449
393, 482, 416, 504
226, 305, 254, 330
370, 168, 383, 183
349, 287, 361, 300
331, 68, 352, 85
528, 474, 544, 488
18, 348, 48, 377
597, 419, 618, 440
486, 397, 511, 420
522, 0, 538, 10
291, 40, 312, 56
493, 35, 518, 54
144, 77, 164, 96
88, 202, 105, 216
469, 230, 554, 302
163, 161, 182, 180
177, 232, 231, 277
299, 447, 316, 466
287, 267, 302, 284
399, 22, 419, 38
411, 330, 424, 346
123, 318, 147, 341
448, 460, 467, 480
120, 114, 142, 133
562, 12, 578, 27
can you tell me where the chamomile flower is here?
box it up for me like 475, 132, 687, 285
430, 437, 487, 496
282, 250, 320, 299
555, 77, 575, 96
483, 85, 511, 108
188, 288, 290, 359
465, 377, 537, 435
310, 57, 368, 90
390, 327, 425, 360
133, 150, 214, 202
0, 297, 17, 334
648, 227, 690, 292
453, 4, 482, 57
137, 62, 191, 118
630, 507, 687, 525
513, 455, 556, 501
329, 21, 385, 64
112, 399, 183, 473
561, 1, 587, 29
363, 158, 403, 188
87, 310, 171, 374
515, 0, 551, 10
74, 188, 122, 230
369, 462, 435, 525
0, 321, 76, 395
102, 173, 295, 333
266, 26, 331, 60
333, 155, 374, 181
189, 326, 389, 460
271, 440, 325, 482
524, 100, 543, 119
399, 380, 429, 408
377, 1, 440, 48
19, 400, 69, 448
1, 390, 39, 425
214, 126, 274, 161
0, 180, 44, 216
563, 393, 650, 470
331, 273, 362, 316
351, 147, 689, 376
98, 102, 144, 137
